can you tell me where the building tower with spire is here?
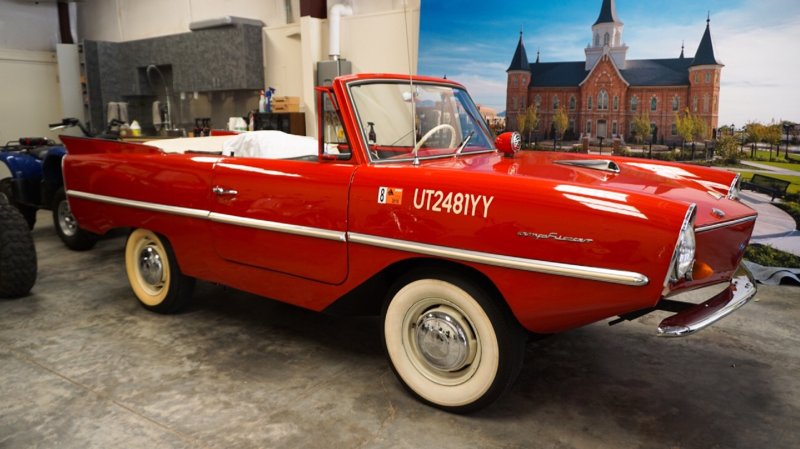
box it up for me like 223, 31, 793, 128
506, 31, 531, 129
688, 16, 724, 133
584, 0, 628, 70
505, 0, 723, 144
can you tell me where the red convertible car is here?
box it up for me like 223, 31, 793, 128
61, 73, 757, 412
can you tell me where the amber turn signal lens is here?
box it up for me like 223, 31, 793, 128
692, 261, 714, 280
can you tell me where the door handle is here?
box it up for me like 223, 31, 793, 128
212, 186, 238, 196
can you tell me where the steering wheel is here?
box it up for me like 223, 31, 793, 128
413, 124, 458, 154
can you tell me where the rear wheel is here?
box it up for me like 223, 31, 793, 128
382, 272, 526, 413
0, 198, 37, 298
52, 188, 96, 250
125, 229, 194, 313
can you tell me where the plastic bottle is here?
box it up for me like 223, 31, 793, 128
258, 90, 266, 113
130, 120, 141, 136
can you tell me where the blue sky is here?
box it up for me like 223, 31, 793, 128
418, 0, 800, 126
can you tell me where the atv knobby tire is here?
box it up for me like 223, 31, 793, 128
0, 198, 37, 298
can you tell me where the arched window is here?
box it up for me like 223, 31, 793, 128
587, 96, 593, 110
553, 96, 559, 110
512, 77, 518, 88
650, 97, 657, 112
569, 96, 576, 110
603, 33, 610, 46
535, 94, 541, 108
594, 33, 600, 46
586, 120, 592, 134
671, 123, 678, 135
692, 96, 698, 112
613, 95, 619, 110
672, 96, 679, 111
612, 121, 617, 136
705, 72, 711, 83
631, 96, 638, 111
521, 75, 526, 85
598, 90, 609, 110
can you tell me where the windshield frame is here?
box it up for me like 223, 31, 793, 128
345, 79, 497, 164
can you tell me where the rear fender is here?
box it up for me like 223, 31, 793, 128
0, 152, 42, 181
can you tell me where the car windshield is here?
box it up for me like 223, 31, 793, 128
348, 81, 495, 162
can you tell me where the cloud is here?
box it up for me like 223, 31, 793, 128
418, 0, 800, 122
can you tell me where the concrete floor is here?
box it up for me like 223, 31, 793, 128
2, 214, 800, 449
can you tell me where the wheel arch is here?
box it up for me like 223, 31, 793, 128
324, 257, 517, 324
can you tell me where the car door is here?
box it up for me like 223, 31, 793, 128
209, 157, 354, 284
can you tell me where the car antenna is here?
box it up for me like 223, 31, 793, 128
402, 0, 419, 166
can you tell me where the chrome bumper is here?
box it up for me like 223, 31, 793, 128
657, 264, 757, 337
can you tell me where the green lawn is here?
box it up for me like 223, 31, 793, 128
750, 160, 800, 172
732, 170, 800, 195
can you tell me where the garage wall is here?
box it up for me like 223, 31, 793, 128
77, 0, 420, 136
0, 0, 64, 142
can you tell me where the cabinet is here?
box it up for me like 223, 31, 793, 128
254, 113, 306, 136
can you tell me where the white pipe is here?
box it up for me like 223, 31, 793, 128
329, 2, 353, 60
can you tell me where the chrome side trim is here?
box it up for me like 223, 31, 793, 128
348, 232, 649, 286
67, 190, 210, 219
208, 212, 346, 241
695, 215, 757, 233
67, 190, 346, 242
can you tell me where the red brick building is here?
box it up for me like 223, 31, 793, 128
506, 0, 723, 144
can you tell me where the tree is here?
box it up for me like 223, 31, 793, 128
764, 121, 782, 160
515, 105, 538, 149
675, 108, 700, 157
745, 122, 765, 159
552, 106, 568, 150
632, 110, 651, 144
715, 135, 741, 165
516, 112, 528, 148
525, 105, 539, 148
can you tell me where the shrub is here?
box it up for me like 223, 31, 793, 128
745, 243, 800, 268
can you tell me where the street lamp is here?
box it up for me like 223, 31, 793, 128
598, 136, 604, 155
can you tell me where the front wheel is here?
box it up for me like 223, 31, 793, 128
0, 199, 37, 297
0, 178, 36, 229
125, 229, 194, 314
382, 273, 526, 413
52, 188, 97, 251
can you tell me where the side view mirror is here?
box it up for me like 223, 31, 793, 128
495, 132, 521, 157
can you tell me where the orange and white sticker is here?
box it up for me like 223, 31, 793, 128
377, 187, 403, 205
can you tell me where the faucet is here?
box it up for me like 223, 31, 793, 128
146, 65, 173, 131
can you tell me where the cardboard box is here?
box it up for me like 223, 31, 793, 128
272, 96, 300, 105
272, 103, 300, 112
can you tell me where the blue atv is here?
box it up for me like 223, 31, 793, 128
0, 118, 117, 250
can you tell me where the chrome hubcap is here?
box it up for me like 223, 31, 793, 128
138, 246, 164, 286
415, 307, 472, 372
58, 200, 78, 237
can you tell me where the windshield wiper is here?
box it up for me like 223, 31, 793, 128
454, 131, 475, 157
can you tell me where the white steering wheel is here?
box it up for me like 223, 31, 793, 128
413, 124, 458, 154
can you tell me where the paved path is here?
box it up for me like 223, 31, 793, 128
740, 160, 800, 175
713, 160, 800, 256
740, 191, 800, 257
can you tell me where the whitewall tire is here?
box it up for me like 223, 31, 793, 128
125, 229, 194, 313
383, 273, 526, 413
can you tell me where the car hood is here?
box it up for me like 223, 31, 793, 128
419, 150, 756, 228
